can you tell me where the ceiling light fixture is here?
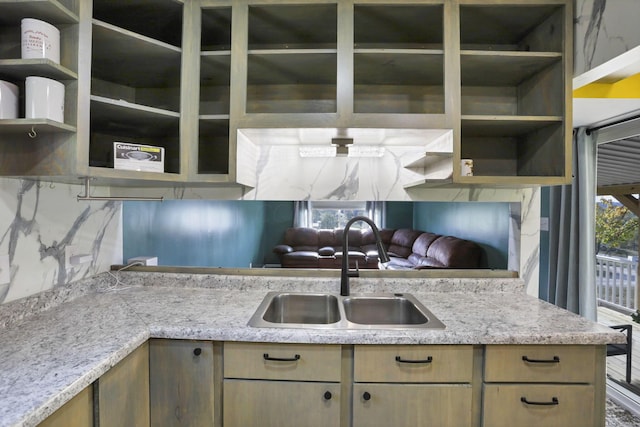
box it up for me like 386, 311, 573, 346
332, 137, 353, 157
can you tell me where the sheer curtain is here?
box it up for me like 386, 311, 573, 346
293, 201, 310, 227
366, 201, 386, 228
546, 128, 597, 320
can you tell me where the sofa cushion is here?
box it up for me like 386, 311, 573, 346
281, 251, 320, 268
318, 229, 339, 248
284, 227, 318, 248
388, 229, 423, 258
411, 232, 441, 257
318, 246, 335, 256
273, 244, 293, 254
426, 236, 482, 268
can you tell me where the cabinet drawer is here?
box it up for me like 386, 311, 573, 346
484, 345, 596, 383
224, 379, 340, 427
353, 383, 473, 427
354, 345, 473, 383
224, 342, 341, 381
483, 384, 595, 427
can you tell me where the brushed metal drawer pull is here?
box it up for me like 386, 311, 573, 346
395, 355, 433, 364
263, 353, 301, 362
522, 355, 560, 364
521, 396, 559, 406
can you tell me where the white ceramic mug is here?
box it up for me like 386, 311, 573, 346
25, 76, 65, 122
461, 159, 474, 176
0, 80, 19, 119
21, 18, 60, 64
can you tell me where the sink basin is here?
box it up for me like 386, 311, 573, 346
249, 292, 445, 329
249, 292, 341, 327
343, 295, 426, 325
344, 294, 445, 328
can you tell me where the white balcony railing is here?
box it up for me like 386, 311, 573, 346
596, 254, 638, 313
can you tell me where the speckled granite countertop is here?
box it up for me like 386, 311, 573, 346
0, 272, 626, 427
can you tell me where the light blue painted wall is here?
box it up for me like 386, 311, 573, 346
385, 202, 414, 229
412, 202, 510, 269
123, 200, 509, 268
123, 200, 292, 267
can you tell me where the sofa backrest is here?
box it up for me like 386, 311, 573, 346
387, 229, 423, 258
283, 227, 318, 251
410, 232, 442, 257
424, 235, 482, 268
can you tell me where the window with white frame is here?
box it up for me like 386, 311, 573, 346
307, 201, 384, 229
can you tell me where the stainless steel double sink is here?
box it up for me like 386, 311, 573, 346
248, 292, 445, 329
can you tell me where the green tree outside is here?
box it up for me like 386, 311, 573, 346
595, 198, 638, 254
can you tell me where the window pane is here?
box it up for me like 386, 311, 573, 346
310, 201, 368, 229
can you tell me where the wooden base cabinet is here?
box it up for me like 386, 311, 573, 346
353, 345, 476, 427
149, 339, 216, 427
224, 380, 340, 427
97, 341, 149, 427
353, 383, 472, 427
483, 345, 605, 427
223, 342, 342, 427
483, 384, 595, 427
38, 386, 93, 427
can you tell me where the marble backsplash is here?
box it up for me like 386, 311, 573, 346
0, 178, 122, 304
574, 0, 640, 75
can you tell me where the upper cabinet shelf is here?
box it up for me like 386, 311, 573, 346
89, 0, 183, 178
248, 4, 337, 51
91, 20, 181, 91
196, 6, 232, 178
246, 4, 337, 114
92, 0, 182, 47
353, 4, 444, 115
0, 0, 572, 188
0, 59, 77, 80
458, 2, 569, 183
0, 1, 78, 25
354, 4, 443, 50
460, 4, 564, 52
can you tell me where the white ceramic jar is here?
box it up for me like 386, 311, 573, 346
21, 18, 60, 64
25, 76, 65, 122
0, 80, 19, 119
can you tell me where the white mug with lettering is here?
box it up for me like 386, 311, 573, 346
21, 18, 60, 64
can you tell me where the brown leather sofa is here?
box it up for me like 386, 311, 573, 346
273, 227, 483, 269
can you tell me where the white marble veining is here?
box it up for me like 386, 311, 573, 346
0, 272, 624, 427
0, 178, 122, 304
574, 0, 640, 75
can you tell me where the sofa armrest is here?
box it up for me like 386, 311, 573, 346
273, 244, 294, 255
318, 246, 336, 256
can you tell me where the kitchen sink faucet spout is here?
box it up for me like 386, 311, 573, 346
340, 216, 391, 296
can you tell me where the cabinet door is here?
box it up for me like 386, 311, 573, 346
354, 345, 473, 383
149, 339, 215, 427
353, 383, 473, 427
483, 384, 595, 427
97, 342, 149, 427
223, 379, 340, 427
224, 342, 342, 381
39, 386, 93, 427
484, 345, 596, 383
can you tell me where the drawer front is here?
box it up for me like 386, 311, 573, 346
354, 345, 474, 383
224, 342, 342, 381
353, 383, 473, 427
224, 380, 340, 427
484, 345, 596, 383
483, 384, 595, 427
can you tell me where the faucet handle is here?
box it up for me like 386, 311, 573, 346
348, 260, 360, 277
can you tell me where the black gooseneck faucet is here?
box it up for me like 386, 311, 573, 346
340, 216, 391, 296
